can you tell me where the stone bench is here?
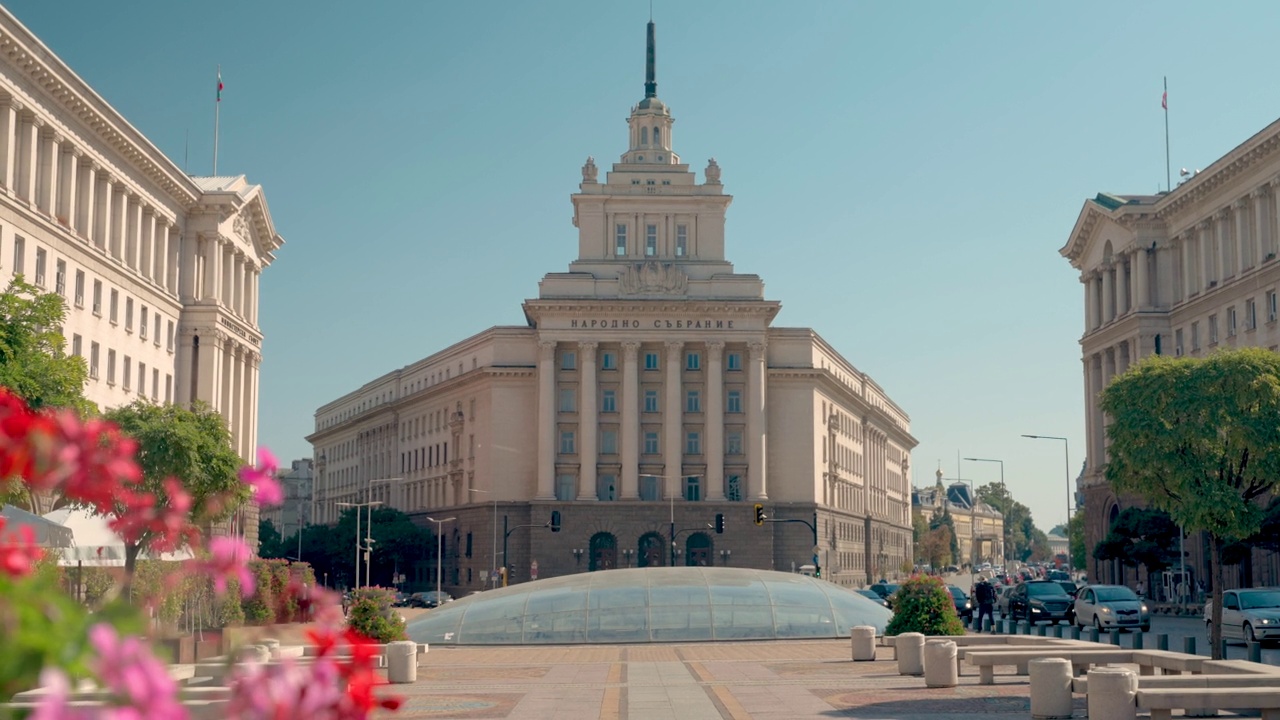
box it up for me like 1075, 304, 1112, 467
1137, 687, 1280, 720
1073, 671, 1280, 693
965, 647, 1135, 684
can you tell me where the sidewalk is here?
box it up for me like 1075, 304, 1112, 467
375, 638, 1079, 720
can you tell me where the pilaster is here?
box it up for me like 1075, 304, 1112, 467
536, 340, 556, 499
664, 340, 683, 500
746, 341, 767, 500
620, 341, 640, 499
578, 341, 598, 500
705, 340, 725, 500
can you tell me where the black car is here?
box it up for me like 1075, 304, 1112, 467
855, 588, 889, 607
947, 585, 972, 620
1006, 580, 1074, 625
869, 583, 899, 607
408, 591, 454, 608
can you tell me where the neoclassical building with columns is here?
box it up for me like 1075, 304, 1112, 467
0, 7, 284, 539
309, 21, 915, 592
1062, 116, 1280, 591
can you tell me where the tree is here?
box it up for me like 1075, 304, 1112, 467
271, 506, 431, 590
1093, 507, 1179, 576
0, 276, 95, 416
975, 482, 1039, 562
919, 525, 953, 570
1067, 508, 1087, 571
257, 518, 285, 559
1100, 348, 1280, 659
96, 400, 248, 585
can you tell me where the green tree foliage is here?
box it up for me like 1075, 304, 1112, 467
0, 276, 95, 416
928, 509, 960, 565
976, 483, 1042, 563
346, 587, 407, 643
257, 518, 285, 559
884, 574, 965, 636
98, 400, 248, 582
264, 507, 431, 590
1067, 508, 1087, 571
919, 525, 953, 570
1100, 348, 1280, 659
1093, 507, 1180, 573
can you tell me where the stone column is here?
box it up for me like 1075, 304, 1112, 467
1085, 354, 1099, 472
1235, 199, 1251, 274
37, 130, 57, 216
535, 340, 556, 499
96, 176, 113, 252
747, 341, 768, 500
578, 342, 598, 500
1101, 264, 1115, 324
1254, 187, 1272, 265
140, 212, 154, 283
228, 343, 243, 449
246, 351, 260, 464
663, 341, 683, 501
57, 143, 76, 229
1083, 272, 1096, 332
220, 338, 235, 422
127, 198, 142, 270
169, 225, 182, 295
705, 341, 725, 500
1199, 219, 1214, 289
0, 99, 18, 191
221, 245, 234, 302
1216, 209, 1231, 282
1134, 249, 1149, 311
194, 329, 225, 411
110, 185, 126, 260
78, 161, 96, 243
203, 237, 221, 301
17, 114, 38, 203
620, 341, 640, 499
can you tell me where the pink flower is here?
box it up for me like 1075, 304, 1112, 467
108, 477, 196, 552
203, 535, 255, 597
27, 667, 94, 720
87, 624, 186, 719
0, 518, 45, 577
238, 447, 283, 506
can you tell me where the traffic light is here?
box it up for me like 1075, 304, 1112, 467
714, 513, 725, 534
753, 504, 765, 526
550, 510, 562, 532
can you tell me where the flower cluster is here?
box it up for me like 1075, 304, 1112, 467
0, 517, 43, 577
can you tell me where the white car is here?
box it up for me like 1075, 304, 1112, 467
1074, 585, 1149, 632
1205, 587, 1280, 645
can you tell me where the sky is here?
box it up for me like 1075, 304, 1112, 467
9, 0, 1280, 533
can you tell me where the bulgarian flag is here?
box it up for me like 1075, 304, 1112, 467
217, 70, 223, 102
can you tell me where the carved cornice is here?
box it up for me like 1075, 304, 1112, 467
705, 340, 725, 360
621, 340, 640, 358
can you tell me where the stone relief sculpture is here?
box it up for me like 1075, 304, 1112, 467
233, 215, 251, 244
618, 261, 689, 295
705, 158, 721, 184
582, 156, 598, 183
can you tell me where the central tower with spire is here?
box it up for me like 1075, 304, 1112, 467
533, 18, 766, 303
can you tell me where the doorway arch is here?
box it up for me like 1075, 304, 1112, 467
686, 532, 712, 567
589, 532, 617, 572
638, 532, 665, 568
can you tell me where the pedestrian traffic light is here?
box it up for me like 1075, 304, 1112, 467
550, 510, 562, 532
753, 504, 765, 526
714, 513, 725, 534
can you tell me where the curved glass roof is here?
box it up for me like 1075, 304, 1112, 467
406, 567, 893, 645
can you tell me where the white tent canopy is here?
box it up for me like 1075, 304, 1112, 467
1, 504, 74, 548
42, 507, 192, 566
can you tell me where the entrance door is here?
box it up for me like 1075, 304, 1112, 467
589, 532, 617, 572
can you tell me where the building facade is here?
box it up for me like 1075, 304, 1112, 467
309, 22, 916, 593
0, 9, 284, 539
912, 471, 1004, 568
1062, 117, 1280, 591
260, 458, 313, 542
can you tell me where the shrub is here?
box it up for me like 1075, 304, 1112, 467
346, 586, 406, 643
885, 574, 965, 636
216, 578, 245, 627
241, 561, 277, 625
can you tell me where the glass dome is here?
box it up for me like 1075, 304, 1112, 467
406, 567, 892, 645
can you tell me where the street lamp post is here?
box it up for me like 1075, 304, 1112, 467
1021, 435, 1071, 529
963, 457, 1005, 566
469, 488, 499, 589
335, 500, 382, 589
426, 516, 456, 601
640, 473, 705, 566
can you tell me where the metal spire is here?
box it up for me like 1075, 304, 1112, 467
644, 20, 657, 98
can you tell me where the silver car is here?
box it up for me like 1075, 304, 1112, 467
1074, 585, 1149, 632
1205, 588, 1280, 645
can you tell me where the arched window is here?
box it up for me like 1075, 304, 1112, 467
653, 127, 661, 146
589, 532, 618, 572
640, 127, 649, 146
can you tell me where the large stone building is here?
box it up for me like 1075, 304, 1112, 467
1062, 117, 1280, 591
0, 8, 284, 537
912, 470, 1004, 568
308, 22, 916, 593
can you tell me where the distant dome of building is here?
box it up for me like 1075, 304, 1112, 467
636, 96, 668, 113
406, 567, 892, 645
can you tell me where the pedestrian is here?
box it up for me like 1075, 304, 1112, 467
1136, 579, 1145, 597
974, 577, 996, 629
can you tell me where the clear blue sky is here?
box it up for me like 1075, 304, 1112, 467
10, 1, 1280, 532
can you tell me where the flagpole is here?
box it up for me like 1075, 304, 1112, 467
213, 65, 221, 176
1164, 76, 1170, 192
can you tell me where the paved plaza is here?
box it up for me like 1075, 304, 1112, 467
375, 638, 1082, 720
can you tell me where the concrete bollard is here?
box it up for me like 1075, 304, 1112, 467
851, 626, 876, 661
386, 641, 418, 684
1109, 629, 1121, 646
1029, 657, 1073, 719
1035, 624, 1046, 637
1157, 633, 1168, 651
1086, 627, 1099, 643
1132, 632, 1144, 650
235, 645, 270, 664
982, 616, 992, 633
1052, 624, 1063, 639
895, 632, 925, 676
1087, 666, 1137, 720
1183, 636, 1196, 656
1069, 626, 1080, 641
923, 640, 958, 688
1248, 642, 1262, 663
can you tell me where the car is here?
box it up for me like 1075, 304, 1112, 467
994, 585, 1014, 616
1074, 585, 1149, 632
1006, 580, 1074, 625
391, 591, 410, 607
409, 591, 454, 608
947, 585, 972, 620
1056, 581, 1080, 598
855, 588, 889, 607
1205, 587, 1280, 645
1047, 570, 1071, 583
869, 583, 899, 606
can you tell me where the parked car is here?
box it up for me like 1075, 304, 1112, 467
1056, 581, 1080, 598
855, 589, 889, 607
1047, 570, 1072, 583
1205, 587, 1280, 645
391, 591, 410, 607
1006, 580, 1074, 625
1074, 585, 1149, 632
869, 582, 899, 606
408, 591, 454, 608
994, 585, 1014, 616
947, 585, 972, 620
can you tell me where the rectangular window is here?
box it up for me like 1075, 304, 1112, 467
727, 432, 743, 455
615, 224, 627, 256
676, 224, 687, 257
559, 431, 576, 454
686, 390, 701, 413
597, 474, 617, 502
644, 390, 659, 413
166, 320, 175, 352
1175, 328, 1185, 356
686, 431, 701, 455
122, 356, 131, 390
125, 297, 134, 333
140, 307, 148, 340
71, 334, 82, 358
601, 352, 616, 370
644, 432, 659, 454
727, 390, 742, 413
152, 368, 159, 401
106, 350, 116, 385
153, 312, 161, 346
138, 362, 146, 396
1191, 322, 1200, 351
1247, 299, 1258, 330
74, 270, 85, 307
555, 474, 576, 502
165, 374, 172, 403
109, 289, 119, 324
726, 352, 741, 371
644, 352, 659, 370
34, 248, 46, 287
1228, 307, 1238, 336
1270, 291, 1279, 322
89, 342, 100, 379
726, 475, 742, 502
639, 475, 660, 501
12, 236, 23, 274
645, 224, 657, 257
54, 259, 65, 296
686, 352, 700, 371
684, 475, 701, 501
601, 389, 617, 413
561, 351, 576, 370
600, 430, 617, 454
558, 388, 576, 412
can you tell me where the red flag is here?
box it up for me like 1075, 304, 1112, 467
1162, 91, 1167, 111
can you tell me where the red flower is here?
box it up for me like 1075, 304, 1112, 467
0, 518, 44, 578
